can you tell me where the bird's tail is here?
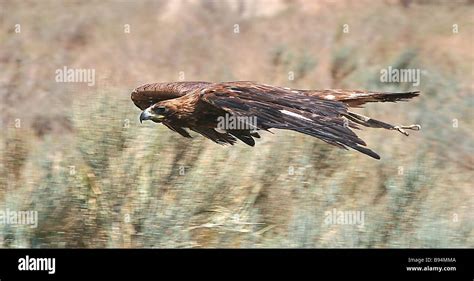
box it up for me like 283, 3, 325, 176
306, 90, 420, 107
342, 91, 420, 107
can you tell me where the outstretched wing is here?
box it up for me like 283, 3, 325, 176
198, 82, 381, 159
131, 82, 212, 110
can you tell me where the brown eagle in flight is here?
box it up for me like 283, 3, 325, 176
131, 81, 420, 159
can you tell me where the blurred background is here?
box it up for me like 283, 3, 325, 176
0, 0, 472, 248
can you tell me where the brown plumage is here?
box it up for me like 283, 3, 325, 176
131, 81, 421, 159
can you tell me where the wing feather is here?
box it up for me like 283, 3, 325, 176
199, 82, 380, 159
131, 82, 212, 110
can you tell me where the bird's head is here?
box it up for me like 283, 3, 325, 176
140, 104, 170, 123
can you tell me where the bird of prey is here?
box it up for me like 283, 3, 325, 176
131, 81, 420, 159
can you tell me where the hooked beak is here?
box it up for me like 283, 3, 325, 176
139, 110, 151, 123
139, 109, 165, 123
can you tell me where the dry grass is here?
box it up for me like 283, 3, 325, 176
0, 0, 472, 248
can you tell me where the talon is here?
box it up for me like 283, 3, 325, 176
402, 124, 421, 131
394, 126, 409, 136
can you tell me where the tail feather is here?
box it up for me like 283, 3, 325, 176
306, 90, 420, 107
340, 91, 420, 107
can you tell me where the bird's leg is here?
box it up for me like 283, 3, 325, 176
345, 111, 421, 136
391, 124, 421, 136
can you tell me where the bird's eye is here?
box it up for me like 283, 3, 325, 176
154, 106, 167, 114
